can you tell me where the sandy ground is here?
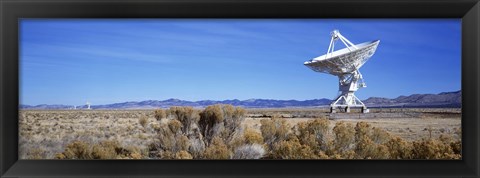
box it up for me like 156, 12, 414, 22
243, 116, 461, 141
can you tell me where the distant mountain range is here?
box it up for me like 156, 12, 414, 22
20, 90, 461, 109
363, 90, 461, 108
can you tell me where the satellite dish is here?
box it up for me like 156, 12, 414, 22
304, 30, 379, 113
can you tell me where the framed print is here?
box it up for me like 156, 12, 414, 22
1, 0, 479, 177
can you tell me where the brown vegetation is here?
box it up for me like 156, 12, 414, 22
19, 106, 461, 159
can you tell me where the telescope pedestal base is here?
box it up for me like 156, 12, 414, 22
330, 107, 337, 113
330, 106, 369, 113
361, 107, 370, 113
345, 106, 350, 113
330, 92, 368, 113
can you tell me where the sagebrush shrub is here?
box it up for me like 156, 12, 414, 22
272, 138, 318, 159
45, 105, 461, 160
296, 118, 330, 152
228, 129, 265, 153
153, 120, 190, 154
154, 109, 166, 121
372, 144, 390, 159
130, 152, 143, 159
384, 137, 413, 159
199, 105, 224, 144
439, 134, 454, 144
223, 105, 246, 139
175, 150, 193, 159
354, 136, 390, 159
167, 119, 182, 135
199, 104, 246, 145
332, 122, 355, 153
151, 106, 224, 159
167, 106, 199, 134
243, 129, 264, 145
139, 116, 148, 128
91, 140, 121, 159
60, 141, 92, 159
188, 132, 206, 158
351, 122, 392, 159
371, 127, 391, 144
260, 116, 290, 150
57, 140, 144, 159
158, 150, 176, 159
355, 122, 371, 141
412, 138, 456, 159
354, 136, 376, 159
203, 137, 231, 159
233, 144, 265, 159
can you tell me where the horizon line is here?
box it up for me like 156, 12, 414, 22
20, 89, 461, 106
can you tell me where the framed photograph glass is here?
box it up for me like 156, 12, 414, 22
18, 19, 462, 160
1, 0, 479, 177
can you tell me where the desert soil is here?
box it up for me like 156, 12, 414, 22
18, 108, 461, 159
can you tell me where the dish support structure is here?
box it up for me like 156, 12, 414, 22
330, 70, 369, 113
327, 30, 369, 113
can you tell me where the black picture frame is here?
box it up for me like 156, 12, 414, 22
1, 0, 479, 177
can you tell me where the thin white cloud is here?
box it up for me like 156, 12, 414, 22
22, 43, 176, 64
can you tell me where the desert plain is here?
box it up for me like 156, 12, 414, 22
19, 107, 461, 159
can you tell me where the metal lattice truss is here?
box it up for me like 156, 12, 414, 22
303, 30, 380, 113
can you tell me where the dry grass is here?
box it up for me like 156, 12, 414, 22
19, 107, 461, 159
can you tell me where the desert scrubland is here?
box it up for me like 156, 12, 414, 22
19, 105, 461, 159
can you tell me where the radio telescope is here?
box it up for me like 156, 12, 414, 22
304, 30, 379, 113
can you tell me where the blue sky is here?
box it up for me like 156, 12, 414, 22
20, 19, 461, 105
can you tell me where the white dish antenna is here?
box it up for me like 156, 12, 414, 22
304, 30, 379, 113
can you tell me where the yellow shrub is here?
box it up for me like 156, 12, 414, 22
199, 104, 245, 145
167, 119, 182, 134
412, 138, 456, 159
57, 140, 144, 160
243, 129, 264, 145
384, 137, 413, 159
154, 109, 166, 121
139, 116, 148, 128
438, 134, 454, 144
355, 137, 377, 159
332, 122, 355, 152
175, 150, 193, 159
372, 145, 390, 159
260, 117, 290, 149
203, 137, 231, 159
159, 150, 176, 159
296, 118, 330, 152
355, 122, 371, 141
91, 140, 121, 159
130, 152, 143, 159
167, 106, 200, 134
272, 139, 318, 159
371, 127, 391, 144
54, 153, 66, 159
61, 141, 92, 159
